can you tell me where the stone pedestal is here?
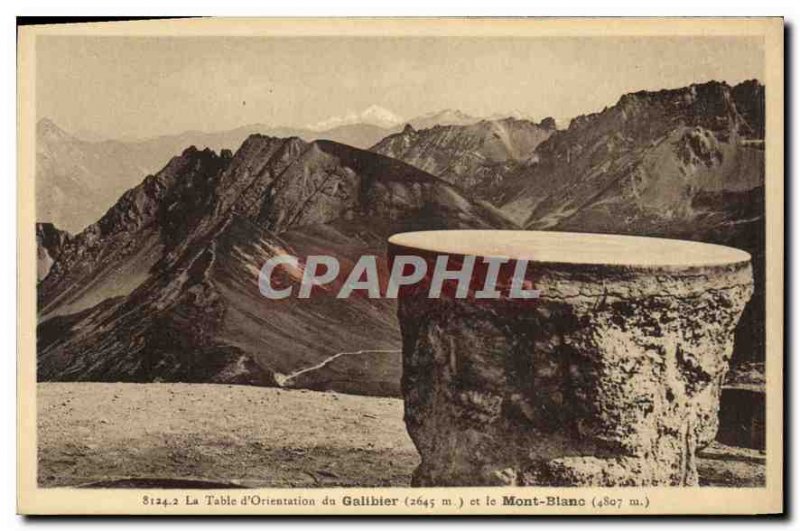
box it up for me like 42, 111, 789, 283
388, 230, 753, 487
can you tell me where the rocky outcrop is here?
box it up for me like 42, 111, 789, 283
393, 234, 753, 486
36, 222, 71, 281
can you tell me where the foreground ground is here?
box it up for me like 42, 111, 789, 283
37, 383, 764, 488
38, 382, 419, 488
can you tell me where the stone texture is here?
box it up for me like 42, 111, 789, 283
396, 252, 753, 487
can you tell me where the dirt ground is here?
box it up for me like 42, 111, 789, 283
37, 382, 419, 488
37, 382, 764, 488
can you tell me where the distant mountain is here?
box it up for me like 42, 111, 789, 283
370, 117, 557, 199
405, 109, 546, 130
306, 105, 404, 131
313, 123, 394, 150
36, 119, 160, 233
37, 136, 516, 394
407, 109, 480, 130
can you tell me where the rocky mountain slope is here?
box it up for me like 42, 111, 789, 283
370, 117, 556, 199
37, 136, 515, 393
498, 80, 765, 366
499, 81, 764, 226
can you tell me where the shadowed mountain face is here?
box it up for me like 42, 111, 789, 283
370, 117, 556, 200
36, 222, 72, 282
37, 136, 516, 393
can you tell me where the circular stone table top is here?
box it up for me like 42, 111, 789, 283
388, 230, 751, 269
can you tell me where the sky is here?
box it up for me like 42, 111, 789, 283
36, 35, 764, 140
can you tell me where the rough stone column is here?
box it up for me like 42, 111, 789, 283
389, 230, 753, 487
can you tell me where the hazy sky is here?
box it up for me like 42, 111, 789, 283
36, 35, 764, 140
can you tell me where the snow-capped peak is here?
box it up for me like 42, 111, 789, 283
306, 105, 404, 132
359, 105, 404, 127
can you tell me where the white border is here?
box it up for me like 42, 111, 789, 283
5, 3, 796, 529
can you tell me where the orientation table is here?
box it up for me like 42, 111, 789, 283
388, 230, 753, 486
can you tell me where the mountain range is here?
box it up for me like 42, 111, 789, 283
35, 119, 392, 233
36, 80, 765, 394
35, 108, 498, 233
373, 80, 766, 367
37, 136, 514, 395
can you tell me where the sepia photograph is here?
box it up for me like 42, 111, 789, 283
16, 17, 784, 515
